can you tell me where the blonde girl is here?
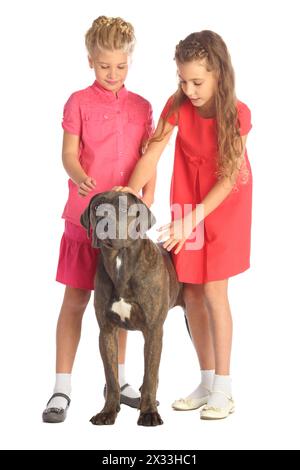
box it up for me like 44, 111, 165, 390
43, 16, 156, 423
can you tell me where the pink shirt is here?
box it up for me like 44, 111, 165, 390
61, 80, 154, 226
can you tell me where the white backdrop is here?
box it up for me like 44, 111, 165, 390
1, 0, 300, 450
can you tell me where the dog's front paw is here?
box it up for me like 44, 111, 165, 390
90, 411, 118, 426
137, 411, 163, 426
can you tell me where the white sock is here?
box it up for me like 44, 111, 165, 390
118, 364, 140, 399
186, 369, 215, 400
207, 374, 232, 409
46, 373, 72, 410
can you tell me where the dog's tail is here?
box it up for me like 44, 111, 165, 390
184, 314, 192, 339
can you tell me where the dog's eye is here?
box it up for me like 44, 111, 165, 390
94, 204, 99, 212
136, 211, 140, 217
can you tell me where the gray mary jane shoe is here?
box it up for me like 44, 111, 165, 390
103, 383, 159, 409
42, 392, 71, 423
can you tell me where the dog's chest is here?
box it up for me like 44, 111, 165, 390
109, 257, 133, 324
116, 256, 121, 271
109, 295, 143, 330
111, 297, 132, 322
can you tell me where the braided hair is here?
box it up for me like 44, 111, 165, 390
85, 16, 136, 56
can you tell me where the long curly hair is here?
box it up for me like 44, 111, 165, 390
156, 30, 248, 184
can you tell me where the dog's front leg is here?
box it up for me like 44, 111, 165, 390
90, 323, 120, 426
138, 326, 164, 426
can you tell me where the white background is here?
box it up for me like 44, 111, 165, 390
1, 0, 300, 450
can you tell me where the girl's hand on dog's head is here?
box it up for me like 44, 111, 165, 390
112, 186, 141, 199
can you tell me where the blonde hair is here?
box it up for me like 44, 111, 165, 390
157, 31, 248, 185
85, 16, 135, 56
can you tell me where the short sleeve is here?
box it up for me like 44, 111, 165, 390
160, 96, 178, 126
237, 101, 252, 136
62, 92, 82, 136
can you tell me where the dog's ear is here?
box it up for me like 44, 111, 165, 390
80, 206, 91, 238
91, 225, 102, 249
146, 205, 156, 231
135, 199, 156, 235
80, 194, 100, 238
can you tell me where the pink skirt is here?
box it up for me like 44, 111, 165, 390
56, 221, 99, 290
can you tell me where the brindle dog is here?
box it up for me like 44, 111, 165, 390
81, 191, 185, 426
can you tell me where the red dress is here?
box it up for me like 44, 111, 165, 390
161, 97, 253, 284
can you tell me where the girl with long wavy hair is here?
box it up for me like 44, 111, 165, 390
114, 30, 253, 420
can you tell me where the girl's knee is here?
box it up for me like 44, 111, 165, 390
183, 283, 204, 304
202, 281, 228, 307
64, 286, 91, 309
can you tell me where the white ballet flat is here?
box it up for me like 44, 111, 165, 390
172, 388, 209, 411
200, 390, 235, 420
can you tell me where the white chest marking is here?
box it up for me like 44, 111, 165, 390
116, 256, 121, 271
111, 297, 132, 322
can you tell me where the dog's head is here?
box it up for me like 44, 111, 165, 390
80, 191, 156, 249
